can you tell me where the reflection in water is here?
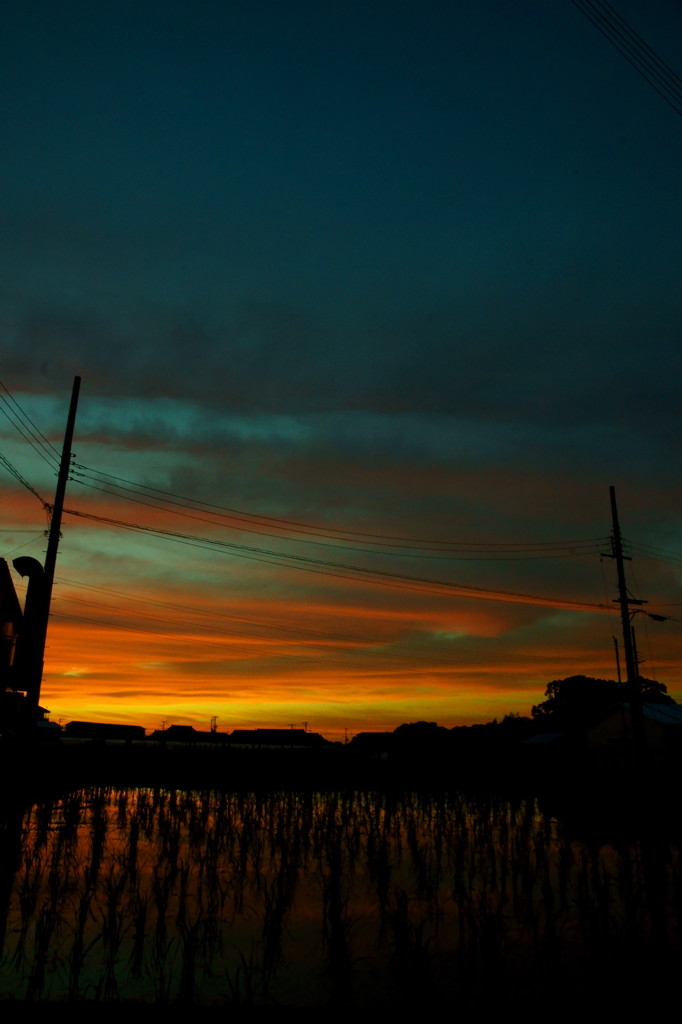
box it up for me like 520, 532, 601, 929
1, 788, 680, 1007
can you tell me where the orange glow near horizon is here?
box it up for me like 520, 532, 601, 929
32, 571, 681, 739
3, 408, 682, 742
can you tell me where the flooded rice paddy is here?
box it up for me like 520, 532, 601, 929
1, 787, 681, 1007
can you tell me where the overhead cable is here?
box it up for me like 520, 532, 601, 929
71, 463, 607, 559
63, 505, 607, 613
572, 0, 682, 116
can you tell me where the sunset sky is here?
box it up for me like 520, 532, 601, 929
1, 1, 681, 738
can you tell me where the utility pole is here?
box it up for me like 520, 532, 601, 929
606, 485, 646, 765
23, 376, 81, 723
612, 636, 621, 684
608, 486, 643, 687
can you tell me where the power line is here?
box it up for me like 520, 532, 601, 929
572, 0, 682, 116
0, 383, 61, 470
0, 382, 61, 459
63, 505, 607, 613
0, 449, 50, 508
70, 463, 607, 560
626, 539, 682, 566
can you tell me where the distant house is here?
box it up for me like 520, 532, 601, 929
147, 724, 226, 744
0, 560, 26, 735
587, 701, 682, 769
65, 721, 146, 742
148, 724, 198, 743
0, 558, 23, 689
349, 732, 394, 758
36, 705, 61, 739
228, 728, 330, 750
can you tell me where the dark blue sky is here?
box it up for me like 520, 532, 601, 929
3, 1, 680, 409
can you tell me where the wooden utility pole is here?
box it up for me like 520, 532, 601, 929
23, 376, 81, 721
609, 486, 642, 686
607, 485, 646, 762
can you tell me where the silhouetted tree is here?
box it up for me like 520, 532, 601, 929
394, 720, 449, 740
393, 721, 451, 754
531, 674, 674, 730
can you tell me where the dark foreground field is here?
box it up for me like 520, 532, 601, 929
2, 743, 682, 1013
